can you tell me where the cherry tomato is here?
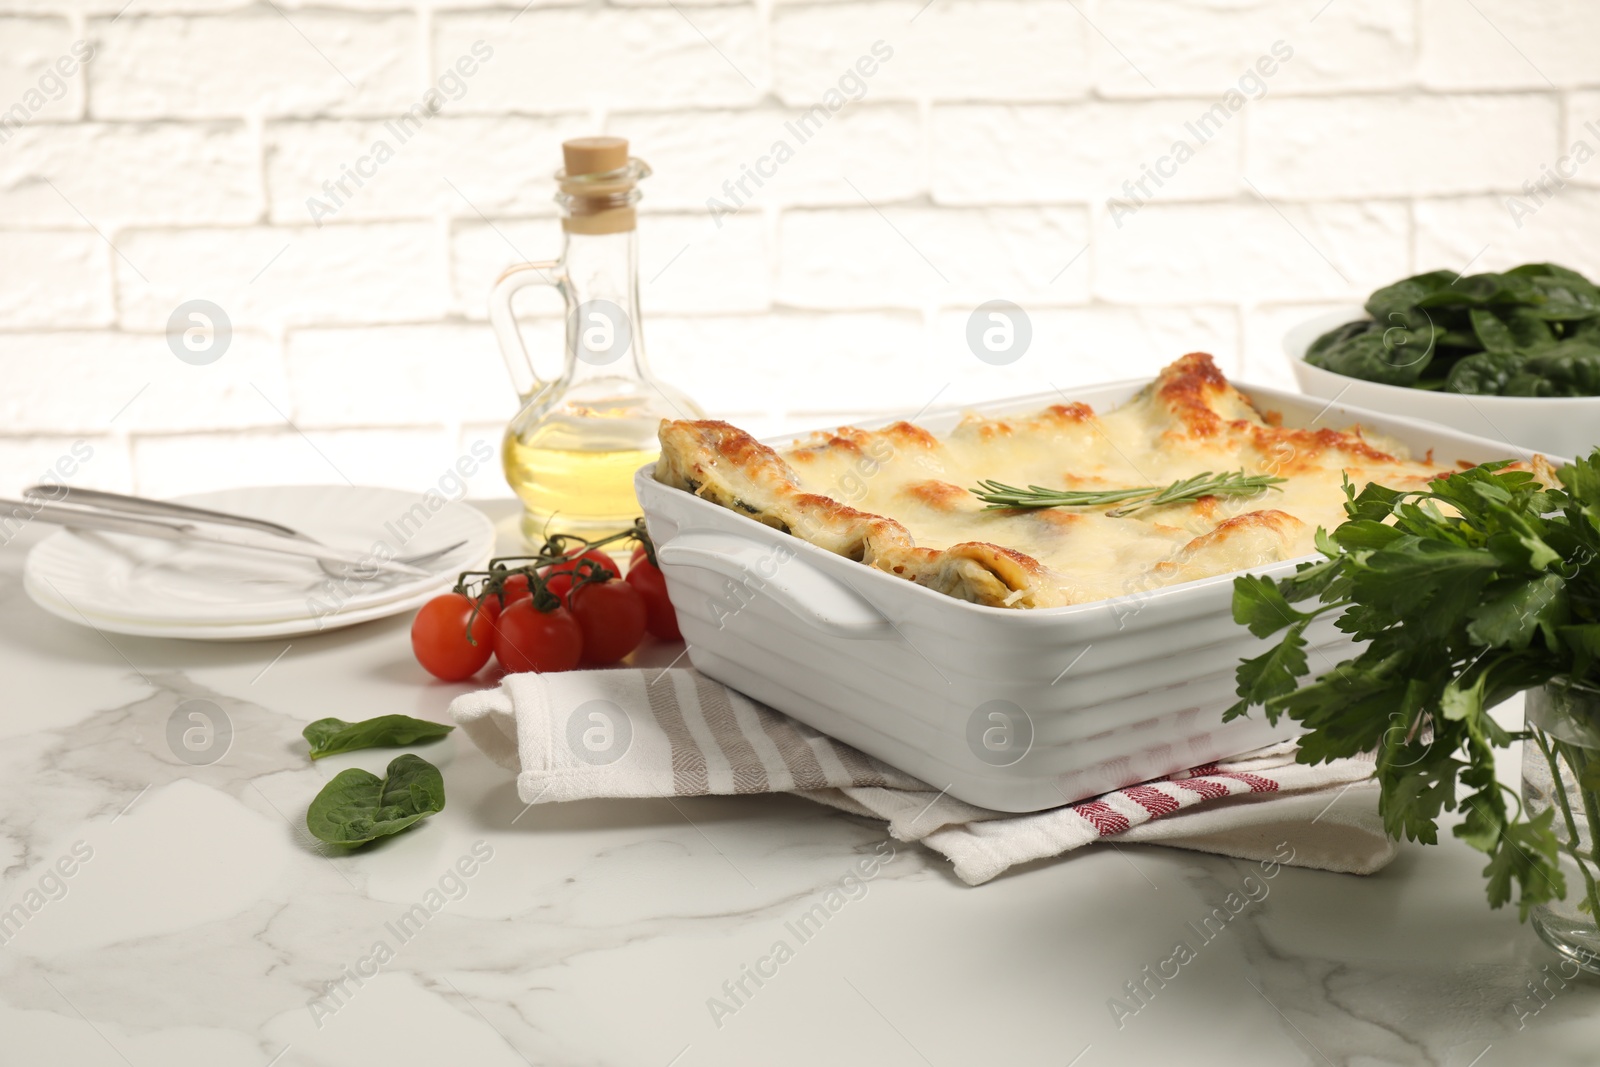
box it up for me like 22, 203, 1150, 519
542, 548, 618, 603
568, 579, 647, 664
477, 594, 503, 626
625, 556, 681, 641
411, 592, 497, 681
545, 547, 618, 582
493, 599, 583, 674
629, 544, 649, 569
500, 572, 533, 606
544, 572, 575, 603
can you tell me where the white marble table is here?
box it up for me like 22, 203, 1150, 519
2, 501, 1597, 1067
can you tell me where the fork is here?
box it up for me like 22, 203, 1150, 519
21, 486, 465, 581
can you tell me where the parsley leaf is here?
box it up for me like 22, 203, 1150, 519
1231, 574, 1312, 638
1228, 620, 1310, 721
1480, 807, 1565, 920
1227, 457, 1600, 921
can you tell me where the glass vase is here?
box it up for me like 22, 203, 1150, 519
1522, 680, 1600, 973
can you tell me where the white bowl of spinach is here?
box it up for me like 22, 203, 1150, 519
1287, 264, 1600, 459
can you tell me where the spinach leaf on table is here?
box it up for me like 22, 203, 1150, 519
305, 753, 446, 847
303, 714, 453, 759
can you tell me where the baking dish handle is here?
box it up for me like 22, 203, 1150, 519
656, 531, 895, 640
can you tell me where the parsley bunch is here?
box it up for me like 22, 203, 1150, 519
1226, 453, 1600, 919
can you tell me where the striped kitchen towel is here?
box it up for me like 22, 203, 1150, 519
449, 668, 1397, 886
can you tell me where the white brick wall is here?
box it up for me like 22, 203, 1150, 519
608, 105, 924, 208
1419, 0, 1600, 90
1, 0, 1598, 498
1087, 0, 1413, 97
265, 115, 592, 223
1094, 201, 1410, 304
930, 102, 1245, 204
115, 223, 444, 329
434, 9, 767, 113
0, 123, 259, 226
772, 1, 1090, 104
776, 206, 1090, 309
92, 13, 420, 119
0, 231, 112, 327
0, 17, 83, 125
1249, 94, 1559, 198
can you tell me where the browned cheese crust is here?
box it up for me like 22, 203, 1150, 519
654, 354, 1553, 609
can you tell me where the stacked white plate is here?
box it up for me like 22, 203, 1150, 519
24, 486, 496, 640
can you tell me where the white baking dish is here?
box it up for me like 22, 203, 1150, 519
636, 381, 1549, 813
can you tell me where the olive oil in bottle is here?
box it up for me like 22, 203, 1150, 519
490, 136, 701, 543
501, 442, 661, 537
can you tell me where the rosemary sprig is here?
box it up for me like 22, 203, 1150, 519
969, 470, 1287, 517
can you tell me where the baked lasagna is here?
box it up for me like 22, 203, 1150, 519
654, 353, 1543, 609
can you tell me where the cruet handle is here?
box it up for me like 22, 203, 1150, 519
489, 261, 565, 402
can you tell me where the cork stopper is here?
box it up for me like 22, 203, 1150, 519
557, 136, 648, 236
562, 136, 630, 177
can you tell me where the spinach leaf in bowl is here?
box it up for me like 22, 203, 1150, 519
303, 714, 453, 760
305, 753, 446, 847
1469, 308, 1517, 353
1305, 316, 1435, 386
1306, 263, 1600, 396
1306, 318, 1371, 362
1413, 271, 1527, 309
1445, 351, 1522, 394
1433, 326, 1482, 351
1567, 317, 1600, 345
1508, 263, 1600, 320
1521, 341, 1600, 396
1505, 307, 1557, 349
1363, 270, 1457, 321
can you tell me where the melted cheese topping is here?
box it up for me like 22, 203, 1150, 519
776, 385, 1457, 606
655, 354, 1543, 609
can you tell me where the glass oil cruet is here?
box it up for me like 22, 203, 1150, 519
490, 135, 702, 544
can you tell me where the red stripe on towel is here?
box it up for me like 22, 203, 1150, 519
1170, 777, 1232, 799
1073, 801, 1131, 836
1121, 785, 1180, 818
1208, 771, 1279, 793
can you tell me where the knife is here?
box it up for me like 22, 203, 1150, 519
2, 497, 431, 578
